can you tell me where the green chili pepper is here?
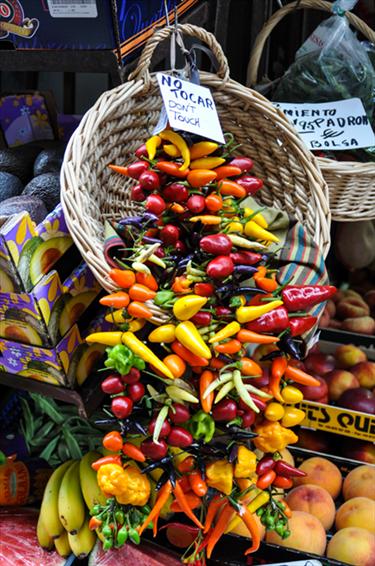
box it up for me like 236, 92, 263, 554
154, 290, 175, 306
104, 344, 145, 374
115, 510, 125, 525
116, 525, 128, 546
128, 527, 141, 545
103, 538, 113, 551
91, 505, 101, 516
189, 410, 215, 443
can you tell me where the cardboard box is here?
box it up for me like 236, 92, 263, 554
0, 1, 199, 61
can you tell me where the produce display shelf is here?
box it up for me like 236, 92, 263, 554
320, 328, 375, 351
0, 370, 104, 418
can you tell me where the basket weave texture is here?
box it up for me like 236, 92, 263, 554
61, 24, 330, 292
247, 0, 375, 222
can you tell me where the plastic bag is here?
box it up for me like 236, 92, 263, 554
274, 0, 375, 117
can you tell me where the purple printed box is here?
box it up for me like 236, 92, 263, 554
0, 262, 101, 347
0, 204, 73, 293
0, 234, 22, 293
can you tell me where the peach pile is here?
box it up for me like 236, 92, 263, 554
320, 288, 375, 335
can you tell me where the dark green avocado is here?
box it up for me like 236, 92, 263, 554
0, 149, 31, 183
34, 149, 64, 176
0, 196, 48, 225
22, 173, 60, 212
0, 172, 24, 202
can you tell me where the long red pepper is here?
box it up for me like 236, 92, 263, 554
245, 306, 289, 333
289, 315, 317, 336
281, 285, 336, 312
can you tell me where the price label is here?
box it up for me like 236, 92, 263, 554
273, 98, 375, 150
47, 0, 98, 18
157, 73, 225, 143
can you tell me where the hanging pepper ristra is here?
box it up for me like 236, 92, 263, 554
121, 331, 175, 379
175, 321, 212, 359
145, 135, 161, 160
159, 130, 190, 170
236, 300, 284, 324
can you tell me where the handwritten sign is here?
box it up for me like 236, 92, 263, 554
157, 73, 225, 143
273, 98, 375, 150
266, 561, 322, 566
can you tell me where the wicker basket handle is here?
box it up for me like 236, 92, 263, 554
129, 23, 230, 85
247, 0, 375, 86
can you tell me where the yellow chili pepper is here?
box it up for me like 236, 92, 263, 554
264, 402, 285, 422
175, 321, 212, 359
254, 421, 298, 453
226, 490, 269, 533
122, 331, 174, 379
236, 300, 283, 324
97, 463, 150, 506
206, 460, 233, 495
226, 219, 244, 233
145, 135, 161, 160
227, 234, 266, 250
163, 143, 180, 158
190, 157, 225, 170
190, 141, 218, 160
128, 319, 146, 332
244, 221, 279, 243
148, 324, 176, 343
189, 215, 222, 225
173, 295, 208, 321
209, 321, 241, 344
104, 309, 128, 324
243, 208, 268, 229
281, 385, 303, 404
234, 446, 257, 478
159, 130, 190, 170
86, 332, 122, 346
281, 407, 306, 428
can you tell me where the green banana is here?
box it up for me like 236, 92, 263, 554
68, 517, 96, 558
58, 460, 86, 534
79, 451, 107, 510
39, 459, 73, 539
36, 514, 54, 550
54, 530, 71, 558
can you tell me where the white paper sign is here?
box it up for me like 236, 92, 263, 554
273, 98, 375, 151
157, 73, 225, 143
266, 561, 322, 566
47, 0, 98, 18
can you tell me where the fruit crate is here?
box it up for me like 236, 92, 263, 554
295, 340, 375, 443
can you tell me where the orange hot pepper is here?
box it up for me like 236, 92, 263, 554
214, 165, 242, 180
215, 339, 242, 354
163, 354, 186, 378
200, 370, 215, 413
205, 193, 223, 212
237, 329, 279, 344
172, 275, 192, 294
135, 271, 158, 291
109, 268, 136, 289
127, 301, 153, 319
171, 341, 209, 367
254, 266, 278, 292
187, 169, 217, 188
156, 161, 190, 178
270, 356, 287, 402
218, 179, 247, 198
122, 442, 145, 462
241, 357, 262, 376
129, 283, 156, 302
100, 292, 130, 308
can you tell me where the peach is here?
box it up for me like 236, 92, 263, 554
365, 290, 375, 313
278, 448, 295, 467
319, 309, 330, 328
343, 465, 375, 501
266, 510, 326, 555
351, 361, 375, 389
286, 484, 335, 530
336, 497, 375, 533
336, 299, 370, 319
327, 528, 375, 566
335, 344, 367, 369
325, 369, 360, 401
304, 353, 335, 376
294, 457, 342, 499
342, 316, 375, 334
326, 299, 336, 317
328, 318, 342, 329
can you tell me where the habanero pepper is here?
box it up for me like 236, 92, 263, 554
281, 284, 337, 312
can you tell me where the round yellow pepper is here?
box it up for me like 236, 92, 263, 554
97, 463, 150, 506
281, 407, 306, 428
281, 385, 303, 404
264, 402, 285, 422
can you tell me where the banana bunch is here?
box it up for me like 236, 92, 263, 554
37, 451, 106, 559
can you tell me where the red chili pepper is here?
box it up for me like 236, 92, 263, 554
171, 341, 209, 367
186, 194, 206, 213
256, 469, 276, 489
236, 175, 263, 195
289, 315, 318, 336
274, 460, 307, 478
160, 224, 180, 245
256, 455, 275, 476
230, 251, 262, 265
272, 475, 293, 489
281, 285, 337, 312
141, 438, 168, 460
229, 157, 253, 171
139, 170, 161, 191
245, 306, 290, 333
200, 234, 232, 256
101, 375, 125, 395
194, 283, 215, 297
111, 396, 133, 419
167, 427, 193, 448
91, 455, 122, 471
206, 255, 234, 279
127, 161, 149, 179
191, 312, 212, 326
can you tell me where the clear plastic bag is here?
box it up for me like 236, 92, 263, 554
274, 0, 375, 117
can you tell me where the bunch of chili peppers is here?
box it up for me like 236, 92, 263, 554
86, 128, 336, 564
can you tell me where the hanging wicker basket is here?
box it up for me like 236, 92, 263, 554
61, 24, 330, 292
247, 0, 375, 222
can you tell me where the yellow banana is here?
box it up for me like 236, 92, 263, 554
79, 451, 106, 510
68, 517, 96, 558
39, 459, 73, 539
58, 460, 85, 534
36, 514, 54, 550
54, 530, 71, 558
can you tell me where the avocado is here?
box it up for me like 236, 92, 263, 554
34, 148, 64, 177
17, 236, 43, 291
47, 294, 70, 344
66, 342, 105, 387
29, 236, 72, 288
0, 148, 32, 183
59, 291, 98, 337
0, 196, 48, 225
0, 172, 24, 202
18, 366, 61, 386
0, 319, 43, 346
0, 268, 15, 292
22, 173, 60, 212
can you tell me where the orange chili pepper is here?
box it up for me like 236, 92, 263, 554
189, 471, 208, 497
177, 456, 195, 473
203, 495, 226, 534
218, 179, 247, 198
279, 499, 292, 518
270, 356, 287, 402
135, 271, 158, 291
200, 370, 215, 413
178, 476, 192, 493
273, 475, 293, 489
171, 341, 209, 367
129, 283, 156, 302
215, 339, 242, 354
205, 193, 223, 212
172, 482, 204, 529
206, 502, 235, 558
170, 493, 202, 512
128, 301, 153, 319
139, 480, 172, 535
91, 455, 122, 471
241, 357, 262, 376
100, 291, 130, 308
214, 165, 242, 180
238, 503, 261, 555
170, 203, 185, 214
122, 442, 145, 462
237, 329, 279, 345
256, 469, 276, 490
171, 275, 191, 294
163, 354, 186, 378
109, 268, 136, 289
285, 364, 321, 387
156, 161, 190, 178
108, 164, 128, 176
209, 358, 225, 370
254, 266, 278, 292
187, 169, 217, 188
102, 431, 123, 452
89, 516, 102, 530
